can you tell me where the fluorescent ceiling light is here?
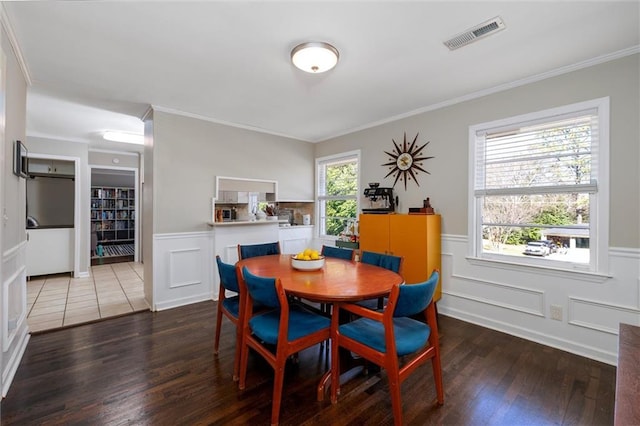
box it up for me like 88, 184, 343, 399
103, 131, 144, 145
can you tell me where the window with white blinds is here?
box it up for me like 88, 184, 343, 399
475, 110, 598, 196
316, 151, 360, 238
469, 98, 609, 273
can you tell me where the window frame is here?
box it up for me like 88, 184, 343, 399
468, 97, 610, 275
315, 150, 361, 240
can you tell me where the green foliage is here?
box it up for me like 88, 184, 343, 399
326, 162, 357, 196
323, 162, 357, 236
533, 205, 573, 226
505, 227, 541, 244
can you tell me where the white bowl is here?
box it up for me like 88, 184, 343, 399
291, 256, 325, 271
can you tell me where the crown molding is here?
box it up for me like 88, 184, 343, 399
150, 105, 313, 143
0, 3, 32, 86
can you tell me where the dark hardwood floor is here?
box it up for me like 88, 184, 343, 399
1, 301, 615, 425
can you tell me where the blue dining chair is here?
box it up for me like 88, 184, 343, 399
237, 241, 281, 260
360, 250, 403, 310
214, 256, 243, 381
321, 245, 356, 261
330, 270, 443, 425
238, 266, 331, 426
361, 250, 402, 274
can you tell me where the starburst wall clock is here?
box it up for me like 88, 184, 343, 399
382, 132, 434, 190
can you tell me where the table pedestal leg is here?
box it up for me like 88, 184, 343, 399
317, 365, 366, 402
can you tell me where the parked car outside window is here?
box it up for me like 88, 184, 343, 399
523, 241, 550, 256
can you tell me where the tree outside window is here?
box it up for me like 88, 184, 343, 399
316, 152, 359, 238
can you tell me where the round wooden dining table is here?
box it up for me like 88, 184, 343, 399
236, 254, 404, 400
236, 254, 404, 303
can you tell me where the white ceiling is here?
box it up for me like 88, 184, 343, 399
3, 1, 639, 146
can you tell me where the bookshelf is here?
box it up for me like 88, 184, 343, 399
91, 186, 135, 246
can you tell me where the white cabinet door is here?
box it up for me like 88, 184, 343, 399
26, 228, 74, 276
52, 160, 75, 175
27, 159, 75, 175
221, 191, 236, 203
237, 191, 249, 203
28, 159, 52, 174
279, 227, 313, 254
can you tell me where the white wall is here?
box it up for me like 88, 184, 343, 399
145, 110, 317, 310
1, 20, 30, 398
316, 54, 640, 365
152, 110, 316, 234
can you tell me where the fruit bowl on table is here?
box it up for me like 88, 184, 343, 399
291, 255, 325, 271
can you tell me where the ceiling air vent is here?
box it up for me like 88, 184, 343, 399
443, 16, 506, 51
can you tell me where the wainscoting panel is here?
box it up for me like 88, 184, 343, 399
568, 297, 640, 334
153, 232, 214, 311
2, 241, 30, 397
438, 234, 640, 366
168, 248, 203, 289
446, 273, 545, 317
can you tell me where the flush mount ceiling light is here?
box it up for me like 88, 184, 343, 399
291, 42, 339, 73
103, 131, 144, 145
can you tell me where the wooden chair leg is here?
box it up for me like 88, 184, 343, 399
271, 363, 286, 426
387, 370, 403, 426
238, 338, 250, 390
232, 325, 241, 381
432, 353, 444, 404
214, 302, 223, 354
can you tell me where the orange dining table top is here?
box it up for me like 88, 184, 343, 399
236, 254, 404, 303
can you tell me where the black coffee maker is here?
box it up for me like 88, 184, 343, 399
362, 183, 396, 214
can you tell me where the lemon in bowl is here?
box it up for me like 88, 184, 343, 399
291, 249, 325, 271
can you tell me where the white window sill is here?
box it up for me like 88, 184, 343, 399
466, 256, 611, 283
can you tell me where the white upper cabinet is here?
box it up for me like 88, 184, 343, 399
28, 159, 75, 176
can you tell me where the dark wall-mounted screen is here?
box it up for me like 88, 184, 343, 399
13, 140, 28, 178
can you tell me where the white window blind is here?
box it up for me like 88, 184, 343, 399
474, 109, 599, 197
317, 157, 358, 198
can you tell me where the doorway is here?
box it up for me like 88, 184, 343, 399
90, 168, 139, 266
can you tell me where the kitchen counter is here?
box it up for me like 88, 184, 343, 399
27, 224, 74, 229
207, 219, 286, 227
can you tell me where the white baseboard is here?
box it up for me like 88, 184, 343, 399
154, 293, 214, 311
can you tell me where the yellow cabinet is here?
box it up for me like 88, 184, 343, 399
359, 214, 442, 301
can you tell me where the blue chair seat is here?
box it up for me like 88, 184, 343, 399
221, 295, 240, 318
339, 317, 431, 356
249, 305, 331, 345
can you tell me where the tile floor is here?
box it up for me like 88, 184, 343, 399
27, 262, 148, 333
